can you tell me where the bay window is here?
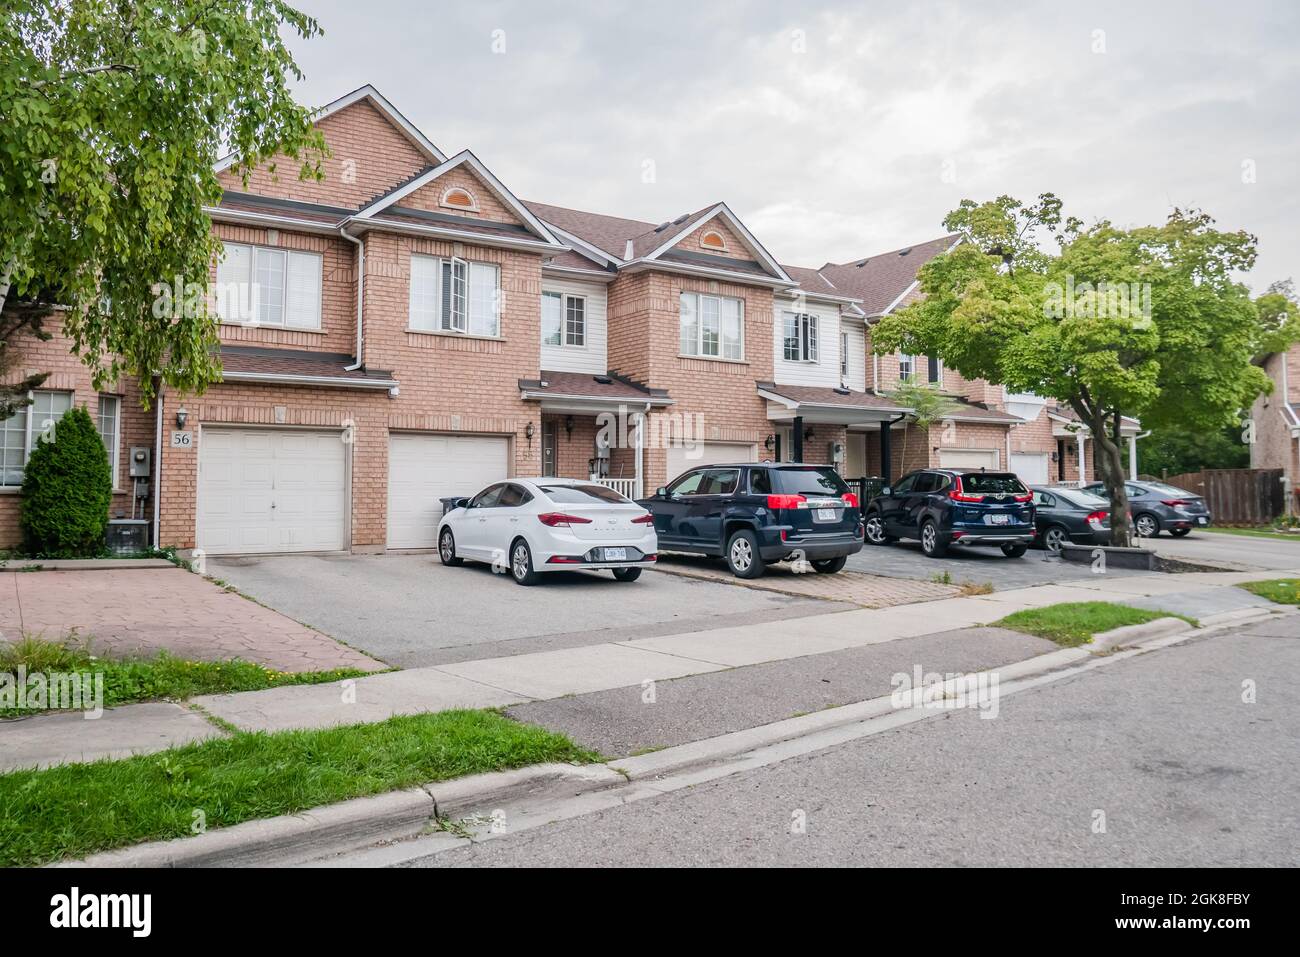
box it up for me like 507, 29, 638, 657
215, 242, 321, 329
680, 292, 743, 360
410, 254, 500, 336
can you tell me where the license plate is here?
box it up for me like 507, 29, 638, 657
1197, 517, 1207, 525
815, 508, 838, 522
603, 547, 628, 562
990, 514, 1010, 525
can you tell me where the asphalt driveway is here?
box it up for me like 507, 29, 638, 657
209, 553, 846, 669
847, 539, 1150, 589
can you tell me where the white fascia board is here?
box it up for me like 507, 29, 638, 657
214, 84, 446, 173
541, 264, 617, 283
220, 371, 398, 390
542, 222, 624, 267
641, 203, 793, 284
776, 287, 864, 308
204, 206, 343, 236
343, 216, 569, 255
355, 151, 564, 248
621, 258, 796, 291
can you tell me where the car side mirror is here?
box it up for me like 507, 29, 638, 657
656, 487, 668, 498
880, 487, 891, 497
455, 498, 470, 510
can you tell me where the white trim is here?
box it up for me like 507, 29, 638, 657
620, 258, 795, 290
355, 150, 564, 248
203, 205, 342, 236
638, 203, 793, 284
541, 263, 617, 283
343, 215, 568, 254
439, 186, 479, 212
214, 84, 445, 173
699, 229, 728, 252
219, 371, 399, 390
540, 222, 624, 267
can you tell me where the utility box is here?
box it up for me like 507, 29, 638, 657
106, 518, 149, 555
129, 447, 151, 478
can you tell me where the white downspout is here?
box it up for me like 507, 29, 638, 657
635, 403, 648, 499
340, 224, 364, 370
152, 382, 164, 548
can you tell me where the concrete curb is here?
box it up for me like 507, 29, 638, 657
63, 762, 623, 868
0, 558, 177, 571
1089, 616, 1190, 652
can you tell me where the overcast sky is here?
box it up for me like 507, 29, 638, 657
286, 0, 1297, 287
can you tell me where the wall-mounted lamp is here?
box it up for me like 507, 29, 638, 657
764, 434, 775, 451
804, 426, 815, 441
1050, 450, 1059, 462
175, 407, 188, 429
564, 415, 574, 438
525, 422, 535, 446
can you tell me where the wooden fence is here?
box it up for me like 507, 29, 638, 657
1161, 468, 1286, 525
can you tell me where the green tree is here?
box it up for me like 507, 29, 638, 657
887, 380, 958, 478
0, 1, 327, 416
871, 194, 1299, 546
1138, 425, 1249, 478
20, 405, 112, 557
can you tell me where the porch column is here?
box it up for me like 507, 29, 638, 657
1076, 433, 1086, 483
792, 416, 804, 463
1128, 433, 1138, 481
880, 422, 893, 482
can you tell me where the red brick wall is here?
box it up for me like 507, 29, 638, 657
398, 167, 525, 227
673, 217, 756, 264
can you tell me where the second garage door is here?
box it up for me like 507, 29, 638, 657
666, 441, 758, 485
387, 434, 509, 549
1009, 452, 1049, 485
937, 448, 1001, 471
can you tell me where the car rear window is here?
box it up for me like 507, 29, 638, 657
1143, 482, 1195, 497
539, 484, 629, 504
959, 473, 1028, 494
774, 467, 850, 496
1054, 488, 1108, 508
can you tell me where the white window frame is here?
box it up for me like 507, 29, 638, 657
97, 394, 121, 489
898, 352, 914, 383
782, 312, 818, 363
680, 292, 744, 360
840, 331, 849, 377
409, 253, 500, 337
541, 290, 586, 348
0, 390, 74, 488
215, 241, 322, 330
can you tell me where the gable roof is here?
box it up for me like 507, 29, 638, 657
639, 203, 791, 284
214, 84, 446, 174
820, 234, 961, 316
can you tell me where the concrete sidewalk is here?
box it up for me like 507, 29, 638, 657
2, 568, 1294, 772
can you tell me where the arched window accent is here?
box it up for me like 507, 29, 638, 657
439, 186, 480, 212
699, 229, 728, 251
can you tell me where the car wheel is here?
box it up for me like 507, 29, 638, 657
1001, 543, 1028, 558
438, 528, 463, 566
811, 556, 847, 574
864, 513, 894, 546
612, 567, 642, 582
509, 539, 540, 586
726, 529, 765, 579
920, 519, 948, 558
1134, 513, 1160, 537
1170, 527, 1191, 537
1042, 525, 1070, 554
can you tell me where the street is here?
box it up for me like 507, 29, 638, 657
345, 615, 1300, 867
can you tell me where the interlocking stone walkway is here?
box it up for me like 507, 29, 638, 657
652, 555, 963, 607
0, 567, 384, 673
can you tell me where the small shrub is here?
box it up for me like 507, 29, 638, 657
19, 406, 111, 558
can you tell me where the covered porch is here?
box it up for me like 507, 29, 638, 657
757, 382, 911, 483
1048, 409, 1144, 486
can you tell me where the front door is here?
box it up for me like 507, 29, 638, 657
542, 421, 558, 476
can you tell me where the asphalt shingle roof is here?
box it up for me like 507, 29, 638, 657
820, 234, 961, 315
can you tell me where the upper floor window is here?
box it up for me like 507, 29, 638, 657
97, 395, 121, 488
439, 187, 479, 212
840, 331, 849, 377
542, 291, 586, 347
409, 254, 500, 337
699, 229, 728, 252
927, 355, 943, 385
782, 312, 818, 362
215, 242, 321, 329
680, 292, 743, 360
898, 353, 914, 382
0, 390, 73, 487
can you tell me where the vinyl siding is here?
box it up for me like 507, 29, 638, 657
772, 297, 843, 388
540, 277, 608, 375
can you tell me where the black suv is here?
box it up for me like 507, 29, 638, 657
863, 469, 1035, 558
639, 463, 864, 578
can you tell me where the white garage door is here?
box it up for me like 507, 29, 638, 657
387, 433, 509, 549
937, 448, 1001, 470
666, 441, 758, 485
1010, 452, 1049, 485
198, 428, 347, 555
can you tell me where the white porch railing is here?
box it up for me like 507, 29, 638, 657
592, 476, 640, 500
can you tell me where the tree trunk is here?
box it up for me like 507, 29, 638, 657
1073, 401, 1132, 548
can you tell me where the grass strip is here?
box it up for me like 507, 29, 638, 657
995, 601, 1196, 648
1237, 578, 1300, 605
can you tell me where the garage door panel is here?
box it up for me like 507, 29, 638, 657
937, 448, 1001, 470
198, 428, 346, 555
387, 434, 509, 549
1009, 452, 1049, 485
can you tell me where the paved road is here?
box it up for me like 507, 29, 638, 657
1141, 530, 1300, 571
396, 615, 1299, 866
210, 553, 841, 668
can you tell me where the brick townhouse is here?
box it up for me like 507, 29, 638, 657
1250, 346, 1300, 500
0, 85, 1138, 556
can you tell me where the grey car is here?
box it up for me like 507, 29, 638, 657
1082, 480, 1212, 537
1030, 486, 1115, 552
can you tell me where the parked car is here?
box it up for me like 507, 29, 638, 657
1082, 480, 1212, 537
437, 478, 657, 585
1030, 485, 1116, 552
863, 469, 1035, 558
639, 463, 863, 579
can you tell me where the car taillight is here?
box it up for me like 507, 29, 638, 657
1013, 492, 1032, 502
947, 477, 983, 503
1086, 510, 1108, 526
842, 492, 859, 508
537, 512, 593, 527
766, 494, 807, 510
631, 513, 654, 524
1161, 499, 1189, 507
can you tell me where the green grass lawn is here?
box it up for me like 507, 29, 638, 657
995, 601, 1197, 648
1237, 578, 1300, 605
1202, 527, 1300, 542
0, 709, 600, 867
0, 636, 374, 717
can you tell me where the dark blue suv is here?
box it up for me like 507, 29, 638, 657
639, 463, 864, 578
863, 469, 1036, 558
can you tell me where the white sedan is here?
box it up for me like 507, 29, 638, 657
437, 478, 658, 585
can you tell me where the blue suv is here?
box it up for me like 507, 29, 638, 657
863, 468, 1036, 558
639, 463, 864, 578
